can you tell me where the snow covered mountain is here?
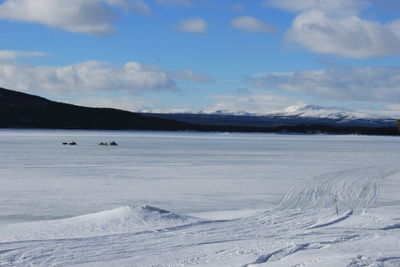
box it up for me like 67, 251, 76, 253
143, 104, 398, 128
273, 104, 389, 120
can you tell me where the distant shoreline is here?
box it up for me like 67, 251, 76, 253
0, 125, 398, 136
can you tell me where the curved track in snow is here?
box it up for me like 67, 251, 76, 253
278, 167, 399, 211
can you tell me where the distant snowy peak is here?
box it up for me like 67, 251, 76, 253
143, 109, 256, 116
283, 104, 350, 113
205, 110, 254, 116
275, 104, 386, 120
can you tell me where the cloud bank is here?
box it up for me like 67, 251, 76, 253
247, 66, 400, 102
286, 10, 400, 58
0, 57, 211, 94
0, 0, 139, 35
265, 0, 400, 58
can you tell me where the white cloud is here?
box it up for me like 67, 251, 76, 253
170, 69, 213, 83
231, 16, 276, 33
206, 94, 305, 114
247, 66, 400, 102
263, 0, 368, 16
286, 10, 400, 58
155, 0, 194, 8
131, 0, 152, 15
0, 0, 139, 35
0, 60, 180, 94
264, 0, 400, 58
0, 56, 213, 95
0, 50, 47, 59
177, 17, 207, 34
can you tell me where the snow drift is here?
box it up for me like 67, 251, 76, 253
0, 205, 200, 242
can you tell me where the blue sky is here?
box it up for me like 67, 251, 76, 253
0, 0, 400, 114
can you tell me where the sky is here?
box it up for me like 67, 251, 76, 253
0, 0, 400, 115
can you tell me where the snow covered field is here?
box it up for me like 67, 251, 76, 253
0, 130, 399, 266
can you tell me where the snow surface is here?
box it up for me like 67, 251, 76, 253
0, 130, 400, 266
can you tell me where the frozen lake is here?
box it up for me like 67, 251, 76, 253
0, 130, 399, 266
0, 129, 397, 221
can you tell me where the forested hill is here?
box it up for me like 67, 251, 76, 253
0, 87, 199, 131
0, 87, 399, 135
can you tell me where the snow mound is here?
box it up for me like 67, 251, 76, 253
0, 205, 200, 242
74, 205, 197, 226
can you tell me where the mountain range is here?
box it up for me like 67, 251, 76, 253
142, 105, 397, 128
0, 87, 398, 135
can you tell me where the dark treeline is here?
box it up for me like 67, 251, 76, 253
0, 87, 399, 136
212, 124, 399, 136
0, 87, 198, 131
